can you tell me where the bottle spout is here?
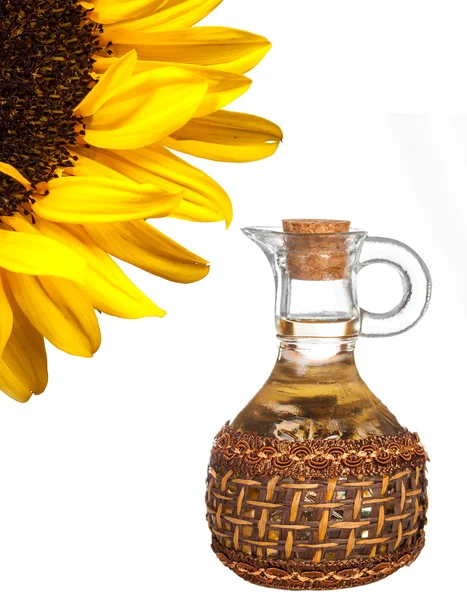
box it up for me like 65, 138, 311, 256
241, 226, 282, 251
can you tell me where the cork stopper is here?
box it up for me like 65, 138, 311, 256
282, 219, 351, 280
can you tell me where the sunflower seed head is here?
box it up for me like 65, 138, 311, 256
0, 0, 102, 215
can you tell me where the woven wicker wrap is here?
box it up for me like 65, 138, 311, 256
207, 425, 428, 590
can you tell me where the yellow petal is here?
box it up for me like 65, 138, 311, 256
75, 50, 137, 117
83, 67, 207, 149
1, 214, 41, 235
103, 27, 271, 75
0, 230, 86, 281
0, 287, 47, 402
76, 145, 232, 225
0, 162, 31, 190
0, 362, 32, 402
170, 200, 223, 222
103, 0, 222, 33
92, 58, 253, 120
63, 153, 128, 180
85, 220, 209, 283
7, 273, 101, 358
34, 219, 166, 318
165, 110, 283, 162
130, 61, 251, 118
33, 176, 183, 223
89, 0, 167, 24
0, 272, 13, 357
7, 212, 163, 317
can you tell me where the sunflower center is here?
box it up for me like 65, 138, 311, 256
0, 0, 102, 216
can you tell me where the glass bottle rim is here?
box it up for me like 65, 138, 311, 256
242, 226, 367, 238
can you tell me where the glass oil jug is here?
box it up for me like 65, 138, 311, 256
206, 219, 431, 590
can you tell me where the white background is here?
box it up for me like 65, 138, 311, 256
0, 1, 466, 598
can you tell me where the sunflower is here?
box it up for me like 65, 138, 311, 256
0, 0, 282, 402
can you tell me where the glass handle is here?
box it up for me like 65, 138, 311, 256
357, 236, 432, 338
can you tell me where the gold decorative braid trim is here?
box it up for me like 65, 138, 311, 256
212, 533, 424, 590
211, 425, 427, 479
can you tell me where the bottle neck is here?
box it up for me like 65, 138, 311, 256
276, 335, 359, 386
278, 335, 357, 363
